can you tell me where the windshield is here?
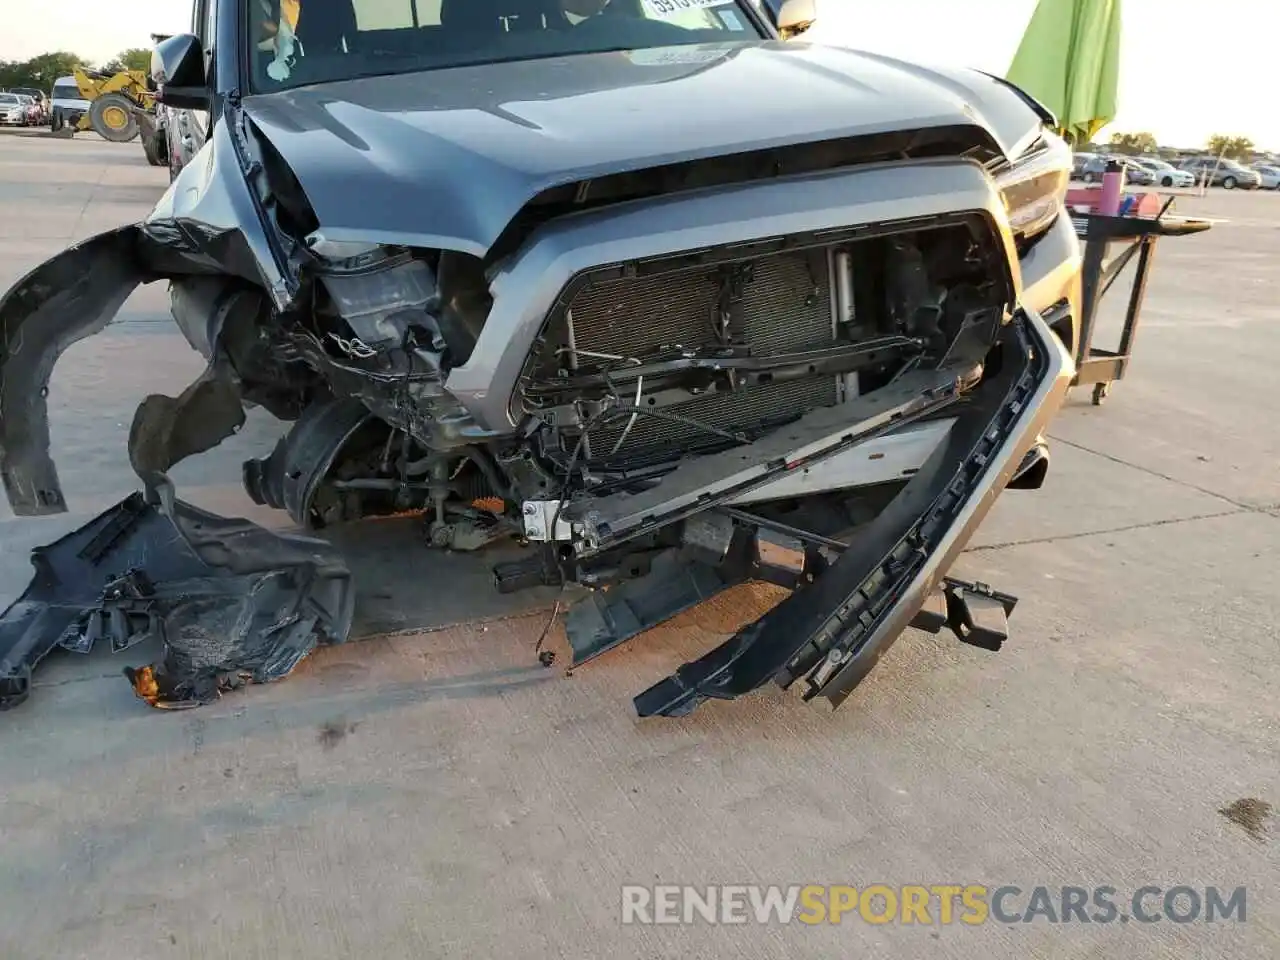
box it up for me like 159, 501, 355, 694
51, 82, 82, 100
0, 95, 19, 106
248, 0, 761, 92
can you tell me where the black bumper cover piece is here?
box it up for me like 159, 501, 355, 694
634, 308, 1072, 717
0, 492, 355, 710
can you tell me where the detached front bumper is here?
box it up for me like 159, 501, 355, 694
634, 304, 1073, 717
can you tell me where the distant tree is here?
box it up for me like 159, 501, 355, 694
15, 51, 89, 88
1206, 135, 1255, 161
1108, 131, 1158, 155
0, 52, 90, 91
101, 48, 151, 74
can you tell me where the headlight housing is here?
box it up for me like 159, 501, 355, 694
993, 130, 1072, 239
306, 233, 438, 353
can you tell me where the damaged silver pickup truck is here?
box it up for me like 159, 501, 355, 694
0, 0, 1080, 713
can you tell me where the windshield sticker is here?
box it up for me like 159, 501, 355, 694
642, 0, 730, 17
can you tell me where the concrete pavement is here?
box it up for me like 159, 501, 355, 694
0, 129, 1275, 959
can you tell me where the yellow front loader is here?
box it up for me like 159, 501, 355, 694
70, 68, 156, 143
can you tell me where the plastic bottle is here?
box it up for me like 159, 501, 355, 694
1099, 159, 1124, 216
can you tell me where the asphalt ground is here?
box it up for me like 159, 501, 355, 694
0, 128, 1276, 959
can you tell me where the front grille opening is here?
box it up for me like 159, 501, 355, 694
520, 215, 1007, 470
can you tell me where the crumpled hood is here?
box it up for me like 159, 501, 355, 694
241, 41, 1043, 257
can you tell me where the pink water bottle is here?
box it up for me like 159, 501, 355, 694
1099, 159, 1124, 216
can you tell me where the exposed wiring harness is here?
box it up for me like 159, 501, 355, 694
536, 327, 927, 541
547, 401, 753, 543
608, 375, 644, 456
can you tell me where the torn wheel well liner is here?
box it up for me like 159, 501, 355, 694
0, 227, 147, 515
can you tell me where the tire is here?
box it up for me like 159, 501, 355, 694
141, 129, 168, 166
1161, 176, 1173, 187
136, 111, 169, 167
89, 93, 140, 142
1222, 176, 1237, 190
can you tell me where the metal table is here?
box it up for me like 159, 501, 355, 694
1071, 210, 1212, 405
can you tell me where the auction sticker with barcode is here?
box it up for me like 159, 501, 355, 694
642, 0, 728, 17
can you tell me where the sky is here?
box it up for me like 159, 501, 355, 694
2, 0, 1276, 149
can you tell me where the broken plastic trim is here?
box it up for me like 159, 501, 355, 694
0, 227, 145, 516
0, 353, 355, 710
0, 490, 355, 710
569, 366, 977, 555
633, 305, 1072, 717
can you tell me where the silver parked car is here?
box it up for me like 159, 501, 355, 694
0, 93, 28, 126
1178, 156, 1262, 189
1251, 164, 1280, 190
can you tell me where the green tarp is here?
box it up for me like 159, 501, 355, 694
1007, 0, 1122, 144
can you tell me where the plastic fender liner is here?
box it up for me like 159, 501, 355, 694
1, 103, 315, 518
0, 226, 147, 515
0, 489, 355, 711
634, 306, 1073, 718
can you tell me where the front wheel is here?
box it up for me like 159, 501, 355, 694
89, 93, 140, 142
1162, 176, 1173, 187
1222, 176, 1237, 190
141, 128, 167, 166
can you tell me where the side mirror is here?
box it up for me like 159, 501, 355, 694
765, 0, 818, 38
152, 33, 209, 109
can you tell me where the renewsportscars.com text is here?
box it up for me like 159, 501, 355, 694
620, 884, 1247, 926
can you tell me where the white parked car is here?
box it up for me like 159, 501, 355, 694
1131, 157, 1195, 188
48, 75, 91, 133
1251, 164, 1280, 190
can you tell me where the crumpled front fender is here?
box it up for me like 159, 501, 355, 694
1, 103, 311, 518
0, 226, 149, 516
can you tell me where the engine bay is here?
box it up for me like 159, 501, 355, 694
236, 214, 1010, 574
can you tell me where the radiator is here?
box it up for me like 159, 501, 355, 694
554, 251, 840, 461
